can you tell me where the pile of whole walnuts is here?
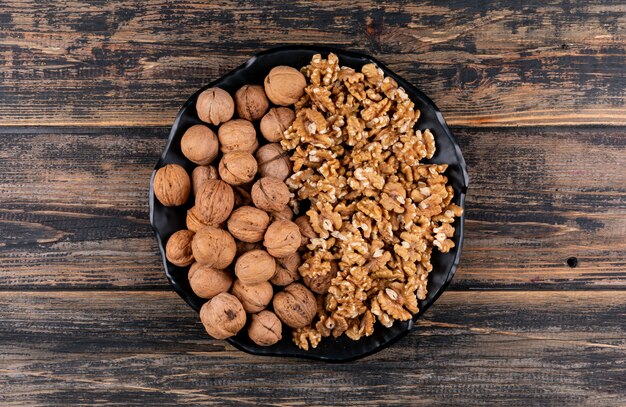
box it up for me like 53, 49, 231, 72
153, 65, 318, 347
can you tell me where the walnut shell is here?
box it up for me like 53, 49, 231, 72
269, 205, 294, 221
251, 177, 290, 212
235, 240, 264, 258
227, 206, 270, 243
270, 252, 301, 286
191, 166, 218, 196
218, 119, 258, 154
195, 179, 234, 225
234, 249, 276, 284
272, 283, 316, 329
230, 279, 273, 313
235, 85, 269, 121
186, 207, 208, 232
191, 226, 236, 269
219, 151, 258, 186
196, 87, 234, 126
264, 66, 307, 106
260, 107, 295, 142
248, 310, 282, 346
302, 262, 337, 294
153, 164, 191, 207
255, 143, 292, 181
181, 125, 219, 165
294, 214, 317, 248
188, 262, 233, 299
200, 292, 246, 339
263, 220, 301, 258
165, 229, 195, 266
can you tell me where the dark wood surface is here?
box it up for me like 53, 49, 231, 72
0, 1, 624, 405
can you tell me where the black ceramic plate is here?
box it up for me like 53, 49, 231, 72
149, 45, 468, 362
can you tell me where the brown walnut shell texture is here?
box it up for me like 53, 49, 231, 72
230, 279, 273, 313
196, 87, 234, 126
255, 143, 292, 181
191, 166, 218, 196
165, 229, 195, 267
218, 119, 259, 154
294, 215, 317, 248
191, 226, 236, 269
227, 206, 270, 243
195, 179, 234, 225
263, 220, 301, 258
272, 283, 317, 329
248, 310, 283, 346
186, 207, 208, 232
234, 249, 276, 285
153, 164, 191, 207
264, 66, 307, 106
260, 107, 295, 142
270, 252, 301, 286
188, 262, 233, 299
251, 177, 290, 212
181, 125, 219, 166
219, 151, 258, 186
200, 292, 246, 339
235, 85, 269, 121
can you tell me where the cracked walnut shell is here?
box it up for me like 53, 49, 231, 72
263, 220, 301, 258
219, 151, 258, 186
165, 229, 195, 267
191, 226, 236, 269
248, 310, 282, 346
200, 292, 246, 339
153, 164, 191, 207
227, 206, 270, 243
188, 262, 232, 299
251, 177, 290, 212
194, 179, 234, 225
218, 119, 259, 154
264, 66, 307, 106
181, 125, 219, 166
272, 283, 316, 329
234, 249, 276, 284
230, 279, 273, 313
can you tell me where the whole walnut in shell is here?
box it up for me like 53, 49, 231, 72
200, 292, 246, 339
186, 207, 208, 232
251, 177, 290, 212
272, 283, 316, 329
248, 310, 282, 346
219, 151, 258, 186
303, 262, 337, 294
255, 143, 292, 181
153, 164, 191, 207
264, 66, 307, 106
196, 87, 234, 126
191, 166, 218, 195
235, 85, 269, 121
260, 107, 295, 142
294, 215, 317, 248
269, 205, 294, 221
165, 229, 195, 267
181, 125, 219, 165
188, 262, 233, 299
227, 206, 270, 243
191, 226, 236, 269
234, 249, 276, 284
270, 252, 301, 286
263, 220, 301, 258
230, 279, 273, 313
195, 179, 234, 225
218, 119, 258, 154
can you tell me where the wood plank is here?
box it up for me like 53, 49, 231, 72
0, 290, 624, 405
0, 0, 624, 127
0, 126, 624, 289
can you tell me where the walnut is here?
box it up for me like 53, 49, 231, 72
233, 186, 253, 207
218, 119, 258, 154
255, 143, 292, 181
218, 151, 258, 186
292, 326, 322, 351
188, 262, 233, 299
153, 164, 191, 207
270, 252, 301, 286
272, 283, 316, 328
191, 226, 236, 269
263, 220, 301, 258
230, 279, 273, 313
191, 165, 218, 196
194, 179, 234, 225
234, 249, 276, 284
260, 107, 295, 142
235, 240, 264, 258
235, 85, 269, 121
251, 177, 290, 212
227, 206, 270, 243
264, 66, 306, 106
199, 292, 246, 339
181, 125, 219, 165
248, 310, 282, 346
165, 229, 195, 266
294, 214, 318, 248
196, 87, 234, 126
186, 206, 208, 232
302, 261, 337, 294
269, 205, 294, 221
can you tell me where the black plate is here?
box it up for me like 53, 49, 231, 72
149, 45, 469, 362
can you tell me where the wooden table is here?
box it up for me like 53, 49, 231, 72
1, 1, 625, 405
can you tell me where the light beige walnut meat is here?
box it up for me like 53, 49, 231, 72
251, 177, 290, 212
227, 206, 270, 243
194, 179, 234, 225
234, 249, 276, 284
165, 229, 195, 266
263, 220, 301, 258
255, 143, 292, 181
181, 125, 219, 165
219, 151, 258, 186
218, 119, 258, 154
200, 292, 246, 339
264, 66, 306, 106
272, 283, 316, 328
260, 107, 295, 142
235, 85, 269, 121
191, 166, 218, 196
153, 164, 191, 207
191, 226, 236, 269
248, 310, 282, 346
188, 262, 232, 299
230, 279, 273, 313
270, 252, 301, 286
196, 87, 234, 126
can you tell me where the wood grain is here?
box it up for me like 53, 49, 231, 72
0, 0, 624, 127
0, 290, 624, 406
0, 126, 623, 289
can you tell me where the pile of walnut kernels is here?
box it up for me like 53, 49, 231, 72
153, 53, 462, 351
